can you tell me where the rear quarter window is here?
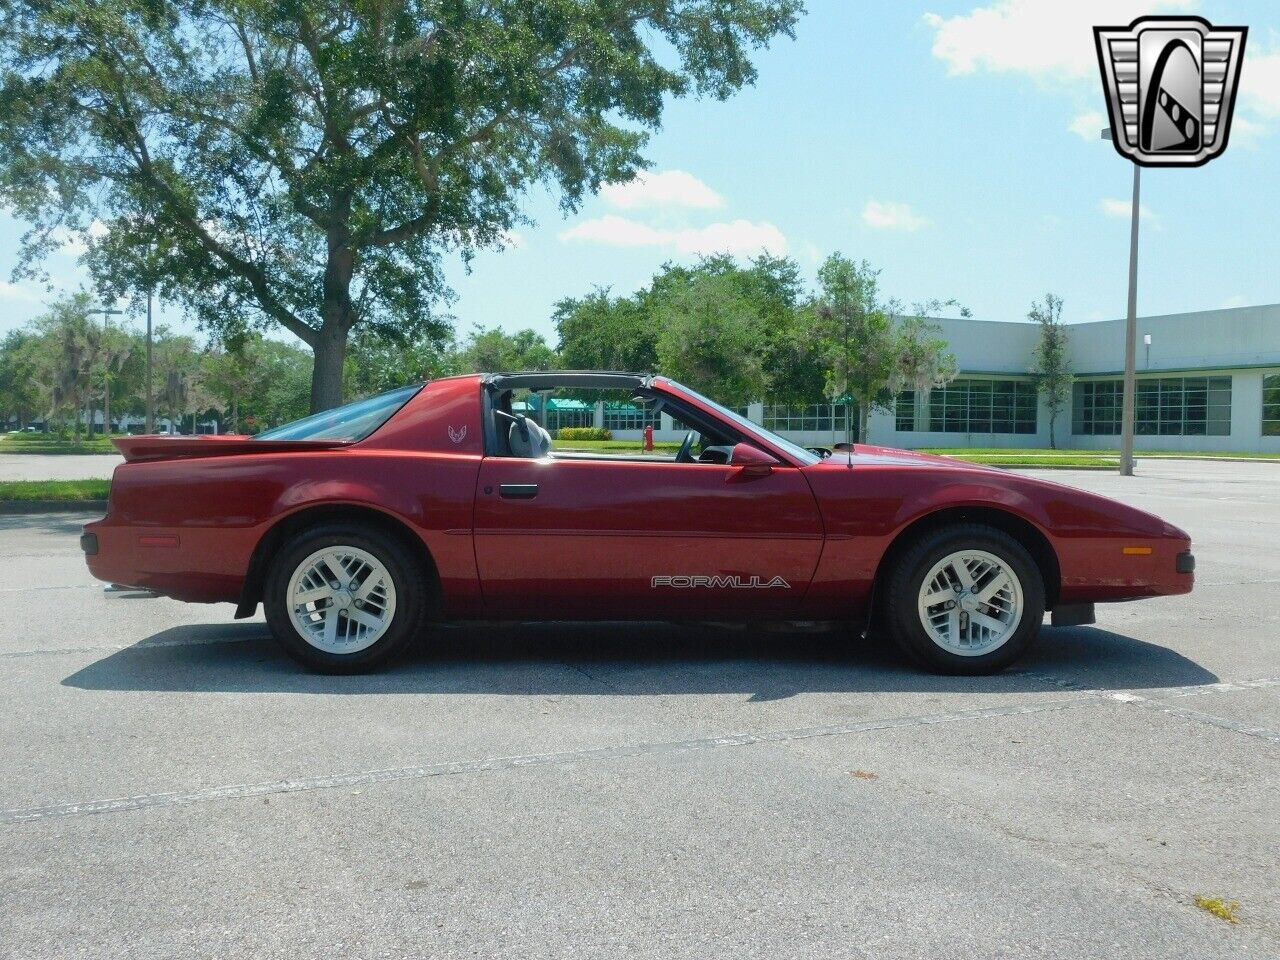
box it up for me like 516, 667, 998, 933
254, 385, 421, 442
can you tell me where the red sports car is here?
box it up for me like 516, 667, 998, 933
81, 371, 1194, 674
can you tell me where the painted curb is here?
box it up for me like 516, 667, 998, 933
0, 500, 108, 515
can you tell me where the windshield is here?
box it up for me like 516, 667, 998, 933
669, 383, 821, 466
255, 385, 421, 442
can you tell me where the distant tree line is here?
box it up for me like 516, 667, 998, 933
553, 252, 964, 441
0, 251, 975, 442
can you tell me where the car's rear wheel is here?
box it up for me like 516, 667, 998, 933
264, 523, 427, 673
883, 524, 1044, 674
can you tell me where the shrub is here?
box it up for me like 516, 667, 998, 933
556, 427, 612, 441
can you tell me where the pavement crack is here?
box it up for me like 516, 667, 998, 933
4, 678, 1273, 826
558, 660, 622, 693
0, 694, 1105, 825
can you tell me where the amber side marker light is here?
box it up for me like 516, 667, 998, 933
1122, 546, 1153, 555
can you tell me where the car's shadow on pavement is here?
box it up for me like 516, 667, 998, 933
62, 619, 1219, 698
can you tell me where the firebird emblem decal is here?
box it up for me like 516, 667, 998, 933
448, 425, 467, 444
651, 575, 790, 589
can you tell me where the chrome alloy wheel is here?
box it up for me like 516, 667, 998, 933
286, 545, 397, 654
916, 549, 1024, 656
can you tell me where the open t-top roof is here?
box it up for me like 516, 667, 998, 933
482, 371, 654, 391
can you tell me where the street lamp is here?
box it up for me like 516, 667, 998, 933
143, 287, 154, 434
87, 305, 124, 438
1102, 127, 1140, 477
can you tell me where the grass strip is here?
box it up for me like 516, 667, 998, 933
0, 479, 111, 501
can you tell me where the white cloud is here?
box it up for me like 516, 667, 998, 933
926, 5, 1279, 143
0, 281, 38, 303
1240, 45, 1280, 119
677, 220, 787, 255
561, 215, 669, 247
56, 219, 111, 257
1100, 197, 1154, 221
600, 170, 725, 211
559, 214, 787, 256
1069, 110, 1106, 140
861, 200, 929, 231
1228, 113, 1267, 148
1220, 294, 1249, 309
923, 1, 1197, 84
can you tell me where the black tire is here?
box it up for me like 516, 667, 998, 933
883, 524, 1044, 675
264, 522, 429, 673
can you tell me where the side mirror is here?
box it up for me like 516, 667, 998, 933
728, 442, 775, 480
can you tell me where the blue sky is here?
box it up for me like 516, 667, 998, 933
1, 0, 1277, 346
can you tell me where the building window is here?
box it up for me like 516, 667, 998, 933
546, 407, 594, 432
1074, 376, 1232, 436
761, 403, 848, 433
895, 391, 916, 432
602, 403, 659, 431
1138, 376, 1232, 435
1073, 380, 1123, 435
926, 379, 1036, 434
1264, 374, 1280, 437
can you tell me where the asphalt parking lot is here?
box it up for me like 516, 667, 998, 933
0, 461, 1276, 959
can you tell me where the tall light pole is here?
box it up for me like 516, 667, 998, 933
1102, 127, 1140, 477
145, 288, 154, 434
87, 306, 124, 438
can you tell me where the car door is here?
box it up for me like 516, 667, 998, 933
472, 453, 825, 619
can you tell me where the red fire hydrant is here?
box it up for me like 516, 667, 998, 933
643, 423, 654, 452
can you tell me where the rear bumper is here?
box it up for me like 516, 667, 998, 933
81, 517, 254, 604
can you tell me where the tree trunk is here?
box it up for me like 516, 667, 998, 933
859, 403, 871, 446
311, 326, 347, 412
1049, 416, 1057, 450
311, 212, 356, 413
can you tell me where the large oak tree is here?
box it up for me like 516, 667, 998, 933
0, 0, 802, 410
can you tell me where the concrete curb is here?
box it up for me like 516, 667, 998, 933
1136, 455, 1280, 464
990, 464, 1116, 471
0, 500, 108, 515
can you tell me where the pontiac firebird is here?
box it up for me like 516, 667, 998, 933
80, 371, 1195, 674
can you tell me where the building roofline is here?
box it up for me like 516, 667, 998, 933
927, 302, 1280, 329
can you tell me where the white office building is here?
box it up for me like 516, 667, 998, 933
863, 302, 1279, 453
599, 303, 1280, 452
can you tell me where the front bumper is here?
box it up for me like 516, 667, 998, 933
1057, 537, 1195, 604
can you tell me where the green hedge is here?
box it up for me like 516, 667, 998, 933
556, 426, 612, 441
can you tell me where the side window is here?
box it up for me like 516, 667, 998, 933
665, 407, 736, 463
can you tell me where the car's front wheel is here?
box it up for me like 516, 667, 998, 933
264, 523, 427, 673
883, 524, 1044, 674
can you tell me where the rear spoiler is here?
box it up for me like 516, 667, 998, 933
112, 435, 351, 463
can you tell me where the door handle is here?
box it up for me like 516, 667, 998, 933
499, 483, 539, 499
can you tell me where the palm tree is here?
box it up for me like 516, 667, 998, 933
34, 295, 101, 440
